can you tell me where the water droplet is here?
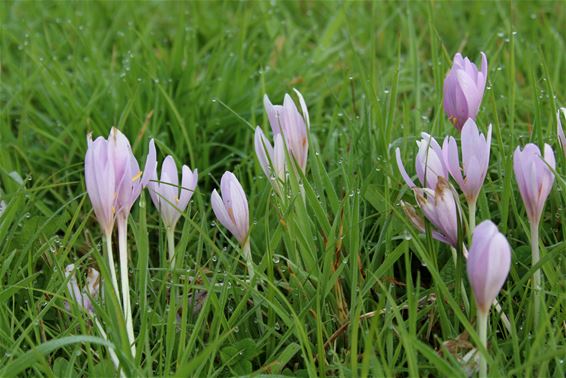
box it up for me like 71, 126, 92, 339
273, 256, 280, 264
211, 255, 217, 262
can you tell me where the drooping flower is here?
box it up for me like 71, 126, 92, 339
558, 107, 566, 156
443, 52, 488, 130
211, 172, 249, 245
65, 264, 100, 314
513, 143, 555, 226
147, 155, 198, 229
254, 127, 286, 190
410, 177, 462, 248
443, 119, 492, 203
466, 220, 511, 313
264, 89, 310, 172
396, 133, 448, 190
84, 128, 156, 234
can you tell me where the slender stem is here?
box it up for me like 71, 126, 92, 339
530, 220, 541, 329
95, 317, 125, 378
477, 309, 488, 378
451, 247, 470, 315
467, 198, 477, 244
242, 239, 254, 281
117, 216, 136, 357
104, 234, 121, 306
166, 228, 176, 269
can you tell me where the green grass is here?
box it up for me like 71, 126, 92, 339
1, 1, 565, 376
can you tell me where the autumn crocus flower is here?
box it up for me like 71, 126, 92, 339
513, 143, 555, 226
85, 128, 156, 357
254, 127, 286, 192
443, 119, 492, 233
443, 52, 488, 130
466, 220, 511, 378
148, 155, 198, 230
401, 177, 462, 248
558, 107, 566, 156
148, 153, 197, 267
65, 264, 100, 314
396, 133, 448, 190
264, 89, 310, 172
85, 129, 157, 232
211, 172, 254, 278
513, 143, 555, 328
211, 172, 249, 245
467, 221, 511, 314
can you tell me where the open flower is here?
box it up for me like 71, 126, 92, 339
396, 133, 448, 190
148, 155, 198, 229
443, 52, 488, 130
264, 89, 310, 172
466, 220, 511, 313
211, 172, 249, 245
254, 127, 286, 191
443, 119, 492, 203
85, 128, 156, 234
558, 107, 566, 156
65, 264, 100, 314
410, 177, 462, 248
513, 143, 555, 226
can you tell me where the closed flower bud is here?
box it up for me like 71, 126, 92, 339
466, 220, 511, 313
443, 52, 488, 130
513, 143, 555, 226
211, 172, 249, 245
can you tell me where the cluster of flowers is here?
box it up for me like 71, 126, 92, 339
396, 52, 564, 376
68, 90, 309, 362
66, 51, 565, 374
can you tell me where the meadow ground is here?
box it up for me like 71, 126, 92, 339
0, 1, 565, 377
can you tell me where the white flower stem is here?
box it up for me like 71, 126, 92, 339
166, 228, 176, 269
530, 221, 541, 328
467, 198, 477, 244
94, 317, 125, 378
117, 216, 136, 357
104, 234, 121, 306
477, 309, 488, 378
242, 239, 254, 281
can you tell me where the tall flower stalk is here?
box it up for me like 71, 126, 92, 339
513, 143, 555, 327
85, 128, 156, 357
466, 221, 511, 378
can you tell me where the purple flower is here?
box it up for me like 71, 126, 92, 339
254, 127, 286, 190
443, 119, 492, 203
264, 89, 310, 172
466, 220, 511, 313
65, 264, 100, 314
513, 143, 555, 225
85, 135, 116, 236
443, 52, 488, 130
558, 107, 566, 156
211, 172, 249, 245
402, 177, 462, 248
84, 128, 156, 234
396, 133, 448, 190
148, 154, 198, 229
